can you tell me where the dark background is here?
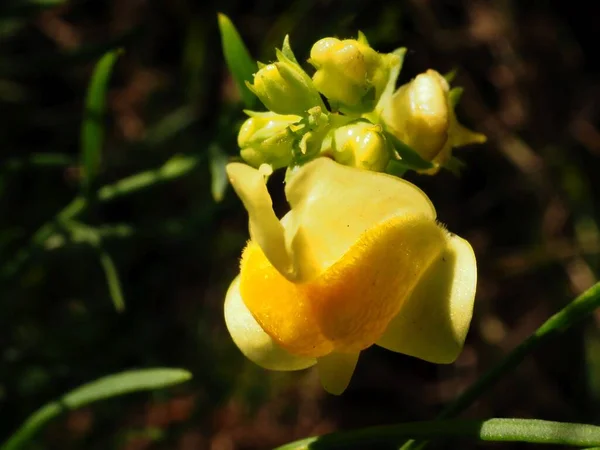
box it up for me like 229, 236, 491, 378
1, 0, 600, 448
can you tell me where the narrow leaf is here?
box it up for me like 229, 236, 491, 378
281, 35, 299, 65
357, 30, 369, 45
62, 368, 192, 409
97, 246, 126, 312
448, 87, 464, 108
444, 68, 458, 83
209, 144, 229, 202
217, 13, 257, 108
443, 156, 466, 176
385, 131, 434, 171
64, 221, 126, 312
276, 418, 600, 450
385, 159, 408, 178
1, 369, 191, 450
81, 49, 122, 190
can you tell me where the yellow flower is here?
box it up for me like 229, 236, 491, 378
224, 158, 477, 394
380, 69, 486, 173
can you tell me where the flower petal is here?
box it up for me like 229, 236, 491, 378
239, 241, 335, 357
240, 214, 447, 356
224, 276, 316, 371
317, 351, 360, 395
226, 163, 292, 277
376, 233, 477, 363
284, 157, 436, 281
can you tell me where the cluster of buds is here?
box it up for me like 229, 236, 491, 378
237, 33, 485, 176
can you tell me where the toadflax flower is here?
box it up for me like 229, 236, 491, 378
224, 157, 477, 394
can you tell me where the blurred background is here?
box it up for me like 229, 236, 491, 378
1, 0, 600, 448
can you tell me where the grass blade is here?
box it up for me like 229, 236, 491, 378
1, 368, 192, 450
217, 13, 257, 108
81, 49, 122, 191
277, 418, 600, 449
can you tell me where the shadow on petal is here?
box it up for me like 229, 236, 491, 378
317, 352, 360, 395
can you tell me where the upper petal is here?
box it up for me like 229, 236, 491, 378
376, 233, 477, 363
284, 157, 436, 281
226, 163, 292, 277
224, 276, 317, 371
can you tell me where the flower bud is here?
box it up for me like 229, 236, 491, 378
381, 69, 450, 162
247, 52, 324, 115
323, 122, 390, 172
380, 69, 486, 173
309, 37, 400, 115
238, 112, 301, 169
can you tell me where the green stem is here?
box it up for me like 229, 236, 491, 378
276, 418, 600, 449
1, 154, 201, 280
3, 153, 74, 171
1, 404, 63, 450
400, 280, 600, 450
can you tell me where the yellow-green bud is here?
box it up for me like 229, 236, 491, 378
247, 52, 324, 115
323, 122, 390, 172
238, 112, 301, 169
380, 69, 486, 173
381, 69, 450, 162
309, 37, 399, 115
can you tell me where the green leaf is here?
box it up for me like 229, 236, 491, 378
97, 245, 126, 312
80, 49, 122, 191
97, 154, 200, 202
281, 35, 299, 65
4, 153, 73, 171
209, 144, 229, 202
1, 369, 192, 450
385, 159, 408, 178
357, 30, 369, 45
62, 368, 192, 409
448, 86, 464, 108
64, 221, 126, 312
276, 418, 600, 450
443, 156, 466, 176
217, 13, 258, 108
444, 68, 458, 83
384, 131, 434, 171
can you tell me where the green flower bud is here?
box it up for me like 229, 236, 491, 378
380, 69, 486, 174
238, 112, 301, 169
309, 37, 400, 115
247, 51, 324, 115
323, 122, 390, 172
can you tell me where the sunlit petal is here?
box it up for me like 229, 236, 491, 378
284, 157, 436, 281
226, 163, 292, 277
376, 233, 477, 363
224, 276, 317, 371
317, 351, 360, 395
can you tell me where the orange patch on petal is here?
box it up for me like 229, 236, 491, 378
239, 242, 334, 357
239, 215, 448, 358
